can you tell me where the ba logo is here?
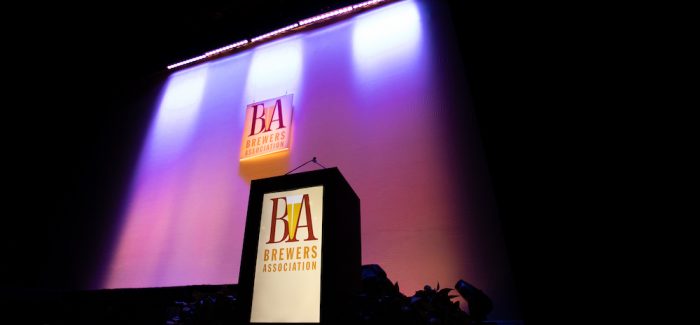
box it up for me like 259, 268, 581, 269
248, 99, 286, 136
240, 94, 293, 160
266, 194, 318, 244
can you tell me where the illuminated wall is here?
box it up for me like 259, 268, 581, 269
104, 0, 519, 319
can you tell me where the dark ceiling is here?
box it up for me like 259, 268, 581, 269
44, 1, 370, 86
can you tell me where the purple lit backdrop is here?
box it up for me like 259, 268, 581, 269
104, 0, 518, 319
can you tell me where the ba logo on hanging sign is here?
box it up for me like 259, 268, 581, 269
251, 186, 324, 323
240, 94, 293, 160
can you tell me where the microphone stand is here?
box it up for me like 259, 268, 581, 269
285, 157, 327, 175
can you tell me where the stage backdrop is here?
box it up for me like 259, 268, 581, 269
103, 0, 519, 319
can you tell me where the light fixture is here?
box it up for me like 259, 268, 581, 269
299, 6, 354, 26
251, 23, 299, 43
353, 0, 386, 10
205, 40, 249, 57
167, 55, 207, 70
167, 0, 391, 70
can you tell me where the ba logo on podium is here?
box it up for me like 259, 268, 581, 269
266, 194, 319, 244
240, 94, 293, 160
251, 186, 324, 323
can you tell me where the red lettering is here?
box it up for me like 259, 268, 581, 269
266, 198, 289, 244
265, 99, 286, 132
249, 104, 266, 136
294, 194, 318, 241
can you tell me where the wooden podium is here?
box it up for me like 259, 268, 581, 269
238, 168, 361, 324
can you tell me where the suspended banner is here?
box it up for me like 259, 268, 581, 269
240, 94, 294, 160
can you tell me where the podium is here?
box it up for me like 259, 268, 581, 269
238, 168, 361, 324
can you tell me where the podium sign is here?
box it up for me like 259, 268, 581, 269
239, 168, 360, 324
251, 186, 324, 322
